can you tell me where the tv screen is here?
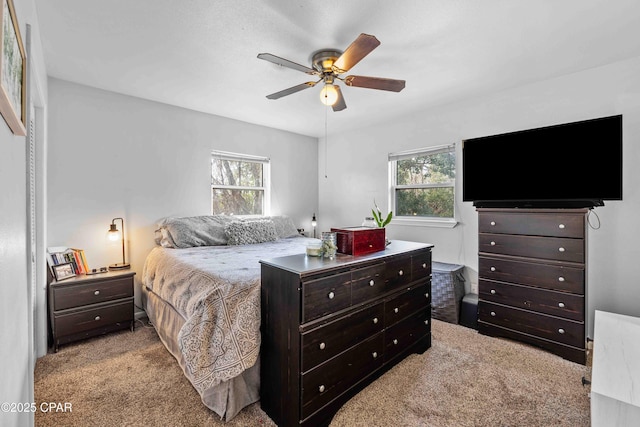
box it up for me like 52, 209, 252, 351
462, 115, 622, 208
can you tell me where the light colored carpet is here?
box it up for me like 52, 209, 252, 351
34, 319, 591, 426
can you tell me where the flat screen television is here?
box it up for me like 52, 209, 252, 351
462, 115, 622, 208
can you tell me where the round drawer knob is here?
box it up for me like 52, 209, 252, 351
558, 247, 565, 252
94, 316, 101, 321
373, 317, 379, 324
422, 263, 427, 269
372, 352, 378, 359
328, 292, 335, 299
490, 241, 496, 246
490, 266, 496, 272
394, 307, 399, 313
558, 302, 565, 308
319, 385, 325, 393
558, 328, 565, 334
559, 224, 565, 229
94, 290, 100, 296
425, 293, 429, 299
424, 319, 429, 325
393, 339, 398, 345
319, 342, 326, 350
558, 276, 565, 282
369, 279, 375, 286
490, 311, 496, 317
490, 289, 496, 295
398, 270, 404, 276
490, 221, 496, 226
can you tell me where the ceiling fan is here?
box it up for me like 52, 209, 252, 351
257, 33, 405, 111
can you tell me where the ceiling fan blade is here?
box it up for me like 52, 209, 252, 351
344, 75, 406, 92
257, 53, 316, 74
332, 86, 347, 112
265, 80, 320, 100
332, 33, 381, 73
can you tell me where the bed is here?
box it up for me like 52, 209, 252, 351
141, 215, 316, 420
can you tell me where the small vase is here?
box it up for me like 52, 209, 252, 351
321, 232, 337, 259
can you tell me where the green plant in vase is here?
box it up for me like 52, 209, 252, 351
372, 200, 393, 227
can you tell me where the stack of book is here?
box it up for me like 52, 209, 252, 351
47, 247, 89, 275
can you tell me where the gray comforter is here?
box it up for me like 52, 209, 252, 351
142, 236, 315, 395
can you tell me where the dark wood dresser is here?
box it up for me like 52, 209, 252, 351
477, 208, 587, 364
48, 270, 135, 352
260, 240, 433, 426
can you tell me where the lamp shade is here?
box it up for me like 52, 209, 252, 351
319, 84, 338, 106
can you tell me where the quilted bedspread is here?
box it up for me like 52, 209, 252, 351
142, 236, 314, 394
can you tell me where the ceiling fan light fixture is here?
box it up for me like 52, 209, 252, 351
320, 84, 339, 106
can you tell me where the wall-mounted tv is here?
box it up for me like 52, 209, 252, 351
462, 115, 622, 209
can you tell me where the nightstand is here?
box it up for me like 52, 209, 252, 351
48, 270, 135, 352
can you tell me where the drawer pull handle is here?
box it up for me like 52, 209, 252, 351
369, 279, 375, 286
394, 307, 399, 314
94, 290, 100, 296
490, 311, 496, 317
558, 302, 565, 308
94, 316, 101, 321
490, 266, 496, 272
558, 276, 565, 282
558, 247, 565, 252
373, 317, 379, 324
558, 328, 565, 334
398, 270, 404, 276
490, 241, 496, 246
425, 293, 429, 299
559, 224, 565, 229
490, 221, 496, 226
393, 339, 398, 345
319, 342, 326, 350
490, 289, 496, 295
328, 292, 335, 299
422, 263, 427, 269
372, 352, 378, 359
424, 319, 429, 325
319, 385, 325, 393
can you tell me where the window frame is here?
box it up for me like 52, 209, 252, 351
388, 144, 458, 228
211, 150, 271, 217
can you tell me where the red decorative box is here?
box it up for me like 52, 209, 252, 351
330, 227, 386, 256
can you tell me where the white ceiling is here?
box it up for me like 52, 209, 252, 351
35, 0, 640, 138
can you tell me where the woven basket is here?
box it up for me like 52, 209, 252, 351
431, 262, 465, 324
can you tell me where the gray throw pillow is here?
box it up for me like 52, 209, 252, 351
225, 219, 278, 245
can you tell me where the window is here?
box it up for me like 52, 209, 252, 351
389, 144, 456, 227
211, 151, 270, 215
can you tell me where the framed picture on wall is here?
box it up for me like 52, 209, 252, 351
53, 263, 76, 281
0, 0, 26, 136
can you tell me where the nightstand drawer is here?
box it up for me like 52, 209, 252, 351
54, 299, 134, 337
53, 276, 134, 311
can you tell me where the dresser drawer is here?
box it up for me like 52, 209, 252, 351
383, 255, 413, 292
303, 271, 351, 322
479, 233, 584, 263
301, 302, 384, 372
385, 308, 431, 362
479, 211, 584, 238
301, 332, 384, 420
479, 280, 584, 321
411, 250, 432, 282
351, 263, 386, 305
479, 256, 584, 293
52, 276, 133, 311
384, 282, 430, 327
54, 299, 133, 337
478, 301, 584, 348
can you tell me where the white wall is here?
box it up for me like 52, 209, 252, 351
0, 0, 48, 425
319, 55, 640, 338
46, 78, 318, 311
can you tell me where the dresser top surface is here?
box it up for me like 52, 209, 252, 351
260, 240, 433, 276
